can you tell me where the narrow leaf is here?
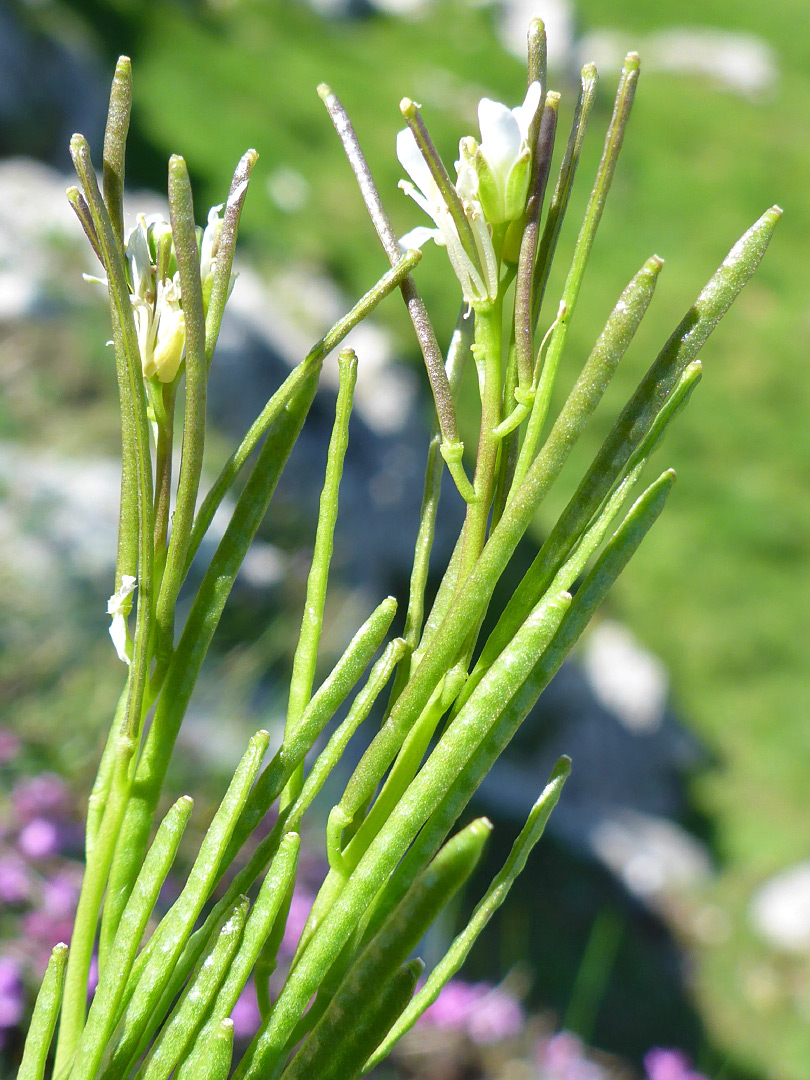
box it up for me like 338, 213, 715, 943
136, 898, 249, 1080
250, 820, 491, 1080
105, 731, 269, 1079
365, 758, 570, 1069
68, 797, 193, 1080
16, 943, 68, 1080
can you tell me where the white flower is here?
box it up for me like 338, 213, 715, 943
199, 203, 223, 287
397, 128, 498, 306
85, 202, 235, 382
198, 203, 239, 310
459, 82, 543, 225
107, 575, 137, 664
125, 214, 187, 383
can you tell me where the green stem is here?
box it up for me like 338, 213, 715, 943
240, 820, 491, 1080
283, 348, 357, 806
101, 363, 320, 954
512, 54, 639, 493
154, 630, 403, 1018
68, 797, 193, 1080
17, 944, 68, 1080
455, 300, 503, 591
56, 731, 137, 1077
232, 578, 575, 1080
135, 899, 249, 1080
151, 381, 177, 568
205, 149, 258, 365
491, 331, 519, 529
105, 732, 269, 1080
154, 155, 209, 670
176, 834, 300, 1079
59, 135, 155, 1076
464, 253, 663, 705
85, 681, 128, 857
230, 598, 398, 857
328, 672, 461, 879
353, 472, 673, 975
389, 307, 471, 703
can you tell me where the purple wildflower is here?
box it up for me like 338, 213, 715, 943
420, 979, 486, 1030
280, 888, 314, 957
18, 817, 61, 859
0, 854, 31, 903
537, 1031, 606, 1080
22, 910, 75, 970
12, 773, 69, 824
644, 1048, 709, 1080
419, 979, 524, 1045
0, 957, 24, 1032
41, 870, 80, 917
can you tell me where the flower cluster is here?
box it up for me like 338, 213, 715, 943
397, 83, 541, 305
0, 750, 85, 1052
85, 204, 226, 383
644, 1048, 709, 1080
416, 977, 524, 1045
125, 205, 223, 382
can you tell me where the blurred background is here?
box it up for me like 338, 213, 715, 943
0, 0, 808, 1077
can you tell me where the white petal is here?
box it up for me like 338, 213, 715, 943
440, 214, 486, 304
512, 81, 543, 141
125, 219, 152, 299
469, 208, 499, 301
399, 179, 438, 224
107, 574, 137, 617
396, 128, 435, 198
107, 574, 136, 665
399, 225, 443, 251
455, 141, 479, 202
142, 212, 170, 230
109, 614, 131, 665
477, 98, 522, 181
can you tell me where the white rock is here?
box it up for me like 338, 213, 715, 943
259, 264, 417, 434
750, 862, 810, 952
370, 0, 434, 15
590, 809, 712, 899
0, 442, 120, 579
581, 620, 669, 734
265, 166, 311, 213
579, 28, 777, 99
0, 158, 86, 321
498, 0, 576, 71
